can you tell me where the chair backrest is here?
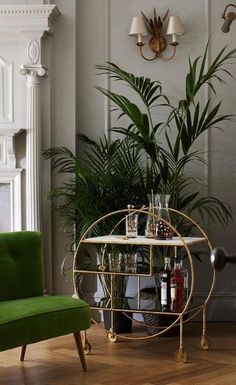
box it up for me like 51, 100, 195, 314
0, 231, 44, 301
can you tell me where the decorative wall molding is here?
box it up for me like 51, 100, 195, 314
0, 128, 23, 169
0, 169, 22, 231
0, 56, 13, 123
27, 39, 40, 65
104, 0, 111, 142
0, 5, 60, 34
0, 6, 59, 20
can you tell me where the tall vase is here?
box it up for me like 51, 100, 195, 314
156, 194, 173, 240
145, 193, 158, 238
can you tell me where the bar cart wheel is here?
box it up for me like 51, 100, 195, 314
106, 329, 118, 343
175, 347, 188, 363
83, 340, 92, 355
199, 335, 210, 350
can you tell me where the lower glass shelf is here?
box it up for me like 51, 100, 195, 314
81, 295, 202, 316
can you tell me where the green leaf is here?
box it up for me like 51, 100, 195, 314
95, 62, 164, 109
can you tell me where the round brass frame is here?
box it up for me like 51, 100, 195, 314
73, 208, 215, 362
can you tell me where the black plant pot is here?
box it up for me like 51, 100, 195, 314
103, 310, 133, 334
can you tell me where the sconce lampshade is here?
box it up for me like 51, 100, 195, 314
129, 16, 149, 36
166, 16, 185, 35
129, 9, 184, 60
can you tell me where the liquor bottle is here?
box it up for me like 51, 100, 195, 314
170, 256, 184, 312
180, 259, 189, 303
161, 257, 171, 310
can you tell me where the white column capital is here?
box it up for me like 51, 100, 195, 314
20, 64, 48, 79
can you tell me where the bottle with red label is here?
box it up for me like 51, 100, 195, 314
170, 256, 184, 312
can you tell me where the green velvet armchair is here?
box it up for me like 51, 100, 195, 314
0, 231, 91, 371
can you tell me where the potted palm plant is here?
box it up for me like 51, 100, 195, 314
95, 43, 234, 227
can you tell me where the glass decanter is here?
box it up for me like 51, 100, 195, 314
156, 194, 173, 240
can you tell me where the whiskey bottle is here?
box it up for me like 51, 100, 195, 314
161, 257, 171, 310
170, 256, 184, 312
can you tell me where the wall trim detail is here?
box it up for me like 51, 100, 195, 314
104, 0, 111, 142
0, 5, 60, 33
0, 56, 13, 123
27, 40, 40, 65
0, 5, 59, 17
0, 169, 22, 231
0, 128, 23, 169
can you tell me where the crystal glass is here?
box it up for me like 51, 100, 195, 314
108, 253, 124, 272
145, 193, 158, 238
124, 253, 138, 273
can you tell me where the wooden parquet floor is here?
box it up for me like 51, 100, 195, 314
1, 322, 236, 385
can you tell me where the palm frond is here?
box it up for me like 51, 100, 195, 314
188, 196, 232, 227
95, 62, 165, 109
43, 147, 76, 172
185, 44, 236, 105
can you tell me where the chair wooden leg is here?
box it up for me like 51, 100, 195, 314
73, 332, 87, 372
20, 345, 27, 361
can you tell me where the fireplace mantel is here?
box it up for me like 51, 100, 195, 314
0, 4, 60, 232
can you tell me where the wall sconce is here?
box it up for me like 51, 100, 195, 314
129, 8, 184, 61
221, 3, 236, 33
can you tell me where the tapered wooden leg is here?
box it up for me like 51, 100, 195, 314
20, 345, 27, 361
73, 332, 87, 372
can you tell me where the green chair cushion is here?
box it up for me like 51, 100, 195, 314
0, 296, 91, 351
